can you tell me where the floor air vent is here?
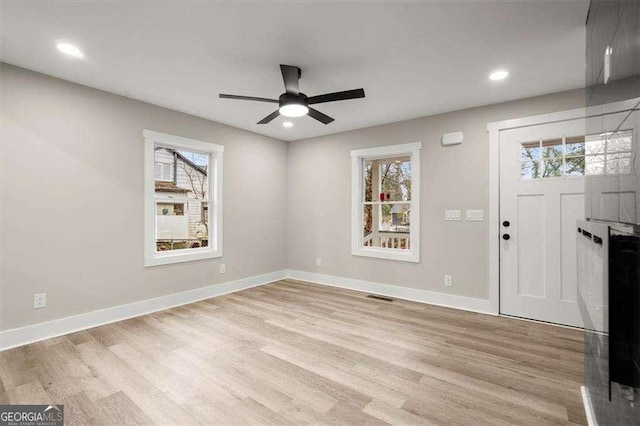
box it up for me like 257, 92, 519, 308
366, 294, 394, 302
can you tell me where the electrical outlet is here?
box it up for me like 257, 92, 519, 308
316, 257, 322, 267
220, 264, 226, 274
444, 275, 453, 287
33, 293, 47, 309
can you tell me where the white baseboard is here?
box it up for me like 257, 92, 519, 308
0, 270, 288, 352
1, 269, 495, 351
286, 270, 493, 315
581, 386, 598, 426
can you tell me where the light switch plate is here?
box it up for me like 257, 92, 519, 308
445, 210, 461, 221
466, 210, 484, 221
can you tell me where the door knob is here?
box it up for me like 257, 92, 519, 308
503, 221, 510, 227
502, 234, 511, 240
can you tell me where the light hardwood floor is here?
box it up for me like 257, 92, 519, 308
0, 279, 586, 425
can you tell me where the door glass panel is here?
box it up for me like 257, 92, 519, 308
585, 134, 607, 155
606, 153, 632, 175
565, 136, 586, 156
542, 138, 563, 158
521, 141, 540, 161
608, 130, 633, 153
521, 161, 542, 179
543, 158, 563, 177
585, 155, 605, 175
564, 156, 586, 176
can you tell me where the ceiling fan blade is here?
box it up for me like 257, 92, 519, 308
257, 110, 280, 124
219, 94, 279, 103
307, 107, 334, 125
280, 65, 301, 95
307, 88, 365, 105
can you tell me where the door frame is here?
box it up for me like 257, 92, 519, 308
486, 97, 640, 317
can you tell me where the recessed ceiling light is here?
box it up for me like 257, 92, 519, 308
56, 43, 84, 58
489, 70, 509, 81
282, 121, 294, 128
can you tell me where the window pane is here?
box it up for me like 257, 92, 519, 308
379, 158, 411, 201
380, 203, 410, 232
521, 161, 542, 179
362, 204, 410, 250
542, 158, 563, 177
155, 146, 210, 252
564, 156, 585, 176
363, 204, 373, 246
608, 130, 633, 153
606, 153, 632, 175
565, 136, 585, 156
542, 139, 563, 158
363, 160, 374, 202
585, 135, 606, 155
585, 155, 605, 175
156, 200, 209, 251
521, 141, 540, 161
157, 203, 184, 216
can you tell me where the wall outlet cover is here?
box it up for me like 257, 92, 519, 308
33, 293, 47, 309
444, 275, 453, 287
316, 257, 322, 267
220, 264, 226, 274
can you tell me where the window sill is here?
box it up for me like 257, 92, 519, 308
351, 247, 419, 263
144, 248, 222, 267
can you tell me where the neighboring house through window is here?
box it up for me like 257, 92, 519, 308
351, 142, 421, 262
155, 161, 174, 182
144, 130, 223, 266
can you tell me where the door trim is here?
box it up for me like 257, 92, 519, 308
486, 97, 640, 316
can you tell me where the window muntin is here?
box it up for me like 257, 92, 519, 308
144, 130, 223, 266
520, 130, 634, 179
352, 143, 421, 263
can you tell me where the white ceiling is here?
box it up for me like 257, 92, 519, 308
1, 1, 589, 142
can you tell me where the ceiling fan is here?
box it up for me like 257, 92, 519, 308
219, 65, 365, 125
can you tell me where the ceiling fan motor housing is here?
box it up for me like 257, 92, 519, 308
279, 92, 308, 108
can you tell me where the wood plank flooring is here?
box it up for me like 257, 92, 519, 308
0, 280, 586, 425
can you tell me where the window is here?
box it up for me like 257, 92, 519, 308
520, 129, 634, 179
144, 130, 223, 266
155, 161, 174, 181
351, 142, 421, 262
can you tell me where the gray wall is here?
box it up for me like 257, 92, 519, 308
287, 89, 585, 299
0, 64, 288, 330
1, 62, 586, 332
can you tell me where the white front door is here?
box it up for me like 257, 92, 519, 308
499, 118, 587, 327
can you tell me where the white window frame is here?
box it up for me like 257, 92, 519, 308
144, 129, 223, 267
351, 142, 421, 263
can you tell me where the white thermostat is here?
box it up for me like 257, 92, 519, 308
442, 132, 463, 146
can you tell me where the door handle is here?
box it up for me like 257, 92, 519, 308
503, 234, 511, 240
503, 221, 510, 227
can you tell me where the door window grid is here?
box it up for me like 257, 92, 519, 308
520, 130, 634, 179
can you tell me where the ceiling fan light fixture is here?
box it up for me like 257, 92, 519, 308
279, 103, 309, 117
